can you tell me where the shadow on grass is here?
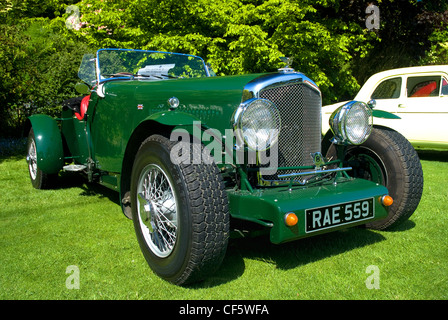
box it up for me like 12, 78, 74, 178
417, 150, 448, 162
190, 226, 387, 288
0, 154, 27, 164
0, 138, 27, 162
53, 171, 121, 206
1, 152, 120, 207
380, 219, 416, 232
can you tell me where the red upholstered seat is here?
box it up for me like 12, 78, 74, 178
410, 81, 437, 97
75, 95, 91, 120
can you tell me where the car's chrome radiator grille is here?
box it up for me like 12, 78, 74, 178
259, 82, 322, 183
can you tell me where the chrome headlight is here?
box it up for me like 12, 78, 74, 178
233, 98, 281, 151
330, 101, 372, 145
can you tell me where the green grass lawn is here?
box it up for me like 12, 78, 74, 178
1, 150, 447, 300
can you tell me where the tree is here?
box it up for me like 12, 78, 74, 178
343, 0, 448, 83
0, 17, 92, 136
1, 0, 447, 137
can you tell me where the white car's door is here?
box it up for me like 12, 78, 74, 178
393, 74, 448, 146
363, 73, 448, 148
363, 76, 408, 135
368, 76, 405, 112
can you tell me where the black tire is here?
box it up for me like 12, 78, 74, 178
130, 135, 229, 285
324, 127, 423, 230
26, 128, 57, 189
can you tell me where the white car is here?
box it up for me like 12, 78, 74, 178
322, 65, 448, 149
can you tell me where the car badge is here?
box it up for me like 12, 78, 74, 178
280, 56, 293, 68
279, 57, 295, 73
137, 104, 144, 110
168, 97, 180, 109
311, 152, 325, 169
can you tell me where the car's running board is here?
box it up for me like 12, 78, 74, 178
63, 164, 87, 172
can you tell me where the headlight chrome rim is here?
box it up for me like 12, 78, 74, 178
330, 101, 372, 145
233, 98, 281, 151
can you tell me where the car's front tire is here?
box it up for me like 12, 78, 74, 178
324, 127, 424, 230
130, 135, 229, 285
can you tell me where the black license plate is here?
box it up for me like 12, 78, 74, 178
306, 198, 374, 233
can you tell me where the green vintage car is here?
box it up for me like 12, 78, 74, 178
26, 49, 423, 285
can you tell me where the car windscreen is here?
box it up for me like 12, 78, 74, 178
78, 53, 97, 86
96, 49, 209, 82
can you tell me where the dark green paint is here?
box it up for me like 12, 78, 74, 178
35, 72, 395, 244
60, 109, 91, 165
87, 74, 262, 173
228, 178, 389, 244
29, 114, 64, 174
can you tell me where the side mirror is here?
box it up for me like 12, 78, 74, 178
367, 99, 376, 109
75, 83, 91, 95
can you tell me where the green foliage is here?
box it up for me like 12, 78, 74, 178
0, 17, 92, 136
423, 30, 448, 65
1, 0, 447, 137
419, 10, 448, 65
351, 0, 448, 83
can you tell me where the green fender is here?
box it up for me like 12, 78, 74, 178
146, 111, 205, 140
147, 111, 201, 127
29, 114, 64, 174
146, 111, 226, 163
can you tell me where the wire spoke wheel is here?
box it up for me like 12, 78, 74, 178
26, 128, 56, 189
137, 164, 178, 258
131, 135, 229, 285
27, 138, 38, 181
